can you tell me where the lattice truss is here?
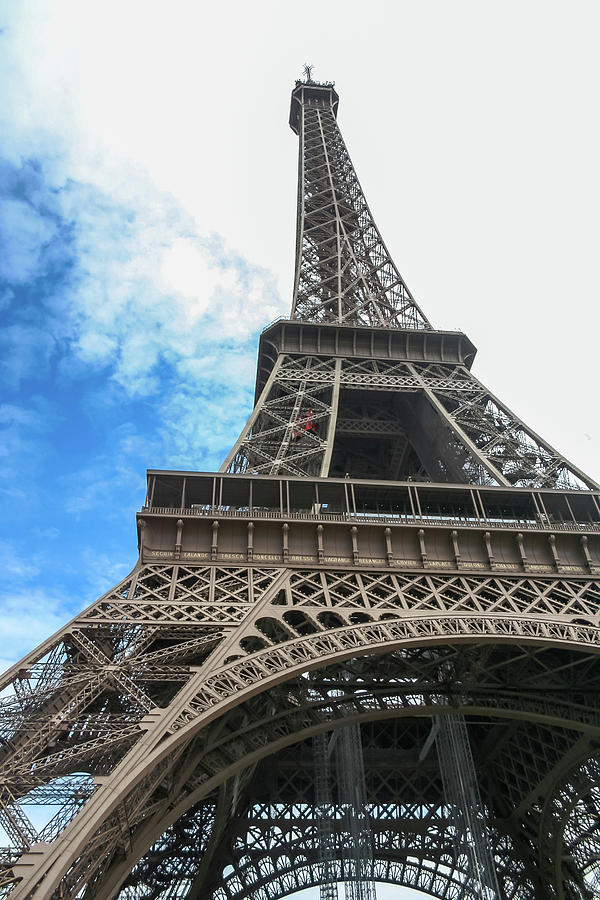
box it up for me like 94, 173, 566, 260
2, 562, 600, 898
414, 363, 596, 490
225, 356, 596, 490
120, 679, 600, 900
225, 356, 337, 477
290, 89, 430, 329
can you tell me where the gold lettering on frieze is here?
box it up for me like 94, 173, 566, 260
358, 558, 386, 565
324, 556, 350, 562
182, 551, 209, 559
492, 563, 519, 571
559, 565, 585, 573
289, 555, 313, 561
394, 559, 420, 567
424, 560, 453, 568
529, 564, 553, 572
220, 553, 245, 560
254, 554, 281, 561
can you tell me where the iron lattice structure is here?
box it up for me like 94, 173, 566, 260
1, 76, 600, 900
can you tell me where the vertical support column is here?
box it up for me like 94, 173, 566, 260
417, 529, 428, 567
137, 519, 146, 562
350, 527, 359, 565
435, 713, 500, 898
211, 521, 219, 562
450, 530, 461, 568
282, 523, 289, 563
148, 476, 156, 509
317, 525, 325, 563
516, 532, 528, 570
314, 731, 338, 900
175, 519, 184, 560
548, 534, 560, 571
384, 527, 393, 566
581, 535, 593, 573
335, 723, 377, 900
320, 358, 342, 478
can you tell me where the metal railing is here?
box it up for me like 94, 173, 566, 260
141, 505, 600, 533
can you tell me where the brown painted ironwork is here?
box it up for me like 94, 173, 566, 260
1, 75, 600, 900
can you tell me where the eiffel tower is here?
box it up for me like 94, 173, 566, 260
2, 72, 600, 900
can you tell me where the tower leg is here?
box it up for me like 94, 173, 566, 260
435, 713, 500, 898
314, 731, 338, 900
336, 723, 377, 900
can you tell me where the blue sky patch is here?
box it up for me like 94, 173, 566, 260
0, 148, 282, 671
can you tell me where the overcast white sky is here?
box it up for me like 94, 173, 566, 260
6, 0, 592, 477
1, 2, 599, 896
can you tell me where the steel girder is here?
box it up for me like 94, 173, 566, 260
2, 562, 600, 898
224, 353, 597, 490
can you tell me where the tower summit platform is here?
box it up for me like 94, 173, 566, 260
289, 77, 339, 133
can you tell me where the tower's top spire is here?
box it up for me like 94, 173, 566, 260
299, 63, 334, 86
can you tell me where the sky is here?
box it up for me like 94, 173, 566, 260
0, 2, 599, 897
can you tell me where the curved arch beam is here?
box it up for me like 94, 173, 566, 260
11, 615, 600, 899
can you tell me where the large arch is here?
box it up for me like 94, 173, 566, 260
4, 564, 600, 899
103, 641, 600, 900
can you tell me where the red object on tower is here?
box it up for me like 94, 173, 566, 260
291, 410, 318, 441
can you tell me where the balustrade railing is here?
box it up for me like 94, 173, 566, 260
141, 505, 600, 533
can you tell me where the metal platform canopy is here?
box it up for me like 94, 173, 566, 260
146, 470, 600, 526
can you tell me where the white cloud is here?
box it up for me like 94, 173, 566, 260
0, 539, 40, 580
34, 527, 61, 540
0, 4, 287, 407
0, 588, 67, 656
155, 378, 255, 471
0, 196, 57, 282
159, 237, 222, 309
0, 399, 54, 485
62, 426, 149, 517
79, 547, 132, 599
51, 167, 284, 397
0, 154, 285, 413
0, 541, 74, 669
0, 404, 39, 429
76, 330, 118, 363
